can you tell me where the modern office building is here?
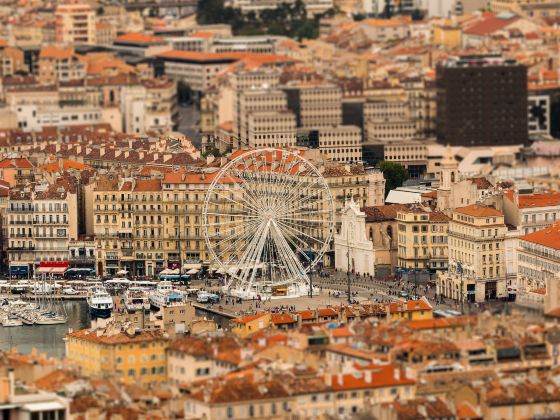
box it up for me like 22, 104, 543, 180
436, 55, 528, 147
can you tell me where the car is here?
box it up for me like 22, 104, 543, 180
63, 287, 80, 295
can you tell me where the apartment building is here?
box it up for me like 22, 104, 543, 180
66, 325, 168, 385
317, 125, 362, 162
7, 179, 78, 277
121, 79, 177, 134
157, 51, 239, 92
237, 89, 288, 146
516, 224, 560, 312
438, 205, 507, 303
94, 171, 239, 277
491, 0, 560, 18
363, 99, 410, 121
55, 3, 96, 46
247, 111, 297, 148
38, 46, 86, 84
365, 119, 418, 142
0, 46, 25, 77
15, 105, 121, 133
283, 84, 342, 129
500, 190, 560, 293
396, 208, 449, 272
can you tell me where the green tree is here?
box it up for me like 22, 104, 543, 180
294, 20, 318, 40
378, 161, 408, 196
197, 0, 226, 24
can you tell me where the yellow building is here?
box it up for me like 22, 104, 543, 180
231, 312, 271, 338
432, 24, 462, 49
387, 298, 433, 321
396, 208, 449, 271
65, 326, 168, 385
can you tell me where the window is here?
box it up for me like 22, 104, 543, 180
227, 407, 234, 418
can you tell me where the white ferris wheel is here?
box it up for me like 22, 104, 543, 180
202, 148, 334, 300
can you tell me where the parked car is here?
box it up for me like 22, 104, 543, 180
63, 287, 80, 295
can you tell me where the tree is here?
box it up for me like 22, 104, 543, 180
294, 20, 318, 40
378, 161, 408, 196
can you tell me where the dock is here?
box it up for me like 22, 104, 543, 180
0, 294, 87, 301
192, 302, 236, 319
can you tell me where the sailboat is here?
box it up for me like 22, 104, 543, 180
34, 274, 67, 325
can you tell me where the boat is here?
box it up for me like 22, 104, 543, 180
123, 287, 150, 312
35, 312, 67, 325
148, 281, 185, 310
3, 316, 23, 327
87, 287, 113, 319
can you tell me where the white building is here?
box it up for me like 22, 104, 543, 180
334, 198, 375, 276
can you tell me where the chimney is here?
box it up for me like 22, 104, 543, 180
125, 151, 130, 159
58, 159, 63, 173
364, 370, 372, 383
100, 146, 105, 156
513, 191, 519, 206
393, 367, 400, 381
76, 145, 81, 154
55, 143, 61, 152
324, 373, 332, 387
337, 372, 343, 386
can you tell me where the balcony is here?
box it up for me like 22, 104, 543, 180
8, 246, 35, 250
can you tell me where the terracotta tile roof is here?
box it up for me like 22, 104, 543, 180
233, 312, 268, 324
392, 397, 454, 419
429, 211, 449, 222
271, 313, 297, 325
328, 365, 414, 391
133, 179, 162, 192
37, 158, 92, 173
464, 14, 520, 36
456, 402, 481, 419
506, 190, 560, 209
405, 316, 476, 331
362, 204, 410, 222
67, 328, 167, 345
39, 45, 75, 60
388, 299, 432, 313
163, 170, 239, 185
520, 224, 560, 251
114, 32, 165, 44
455, 204, 502, 218
189, 376, 290, 404
34, 369, 78, 391
0, 158, 33, 169
467, 177, 493, 190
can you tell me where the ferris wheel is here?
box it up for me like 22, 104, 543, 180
202, 148, 334, 300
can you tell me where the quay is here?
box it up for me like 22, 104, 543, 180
0, 294, 87, 300
192, 302, 236, 319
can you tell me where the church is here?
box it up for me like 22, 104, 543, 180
334, 197, 375, 277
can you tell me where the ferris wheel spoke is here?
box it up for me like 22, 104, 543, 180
213, 219, 264, 263
210, 218, 262, 247
210, 187, 261, 215
275, 218, 328, 246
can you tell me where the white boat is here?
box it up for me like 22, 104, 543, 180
35, 312, 66, 325
148, 281, 185, 310
3, 316, 23, 327
87, 287, 113, 319
63, 287, 80, 295
123, 287, 150, 312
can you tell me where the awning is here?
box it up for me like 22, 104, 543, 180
22, 401, 65, 412
35, 267, 52, 274
187, 268, 199, 275
50, 267, 67, 274
183, 263, 202, 270
160, 274, 180, 279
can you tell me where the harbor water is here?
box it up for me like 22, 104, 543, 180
0, 301, 230, 359
0, 301, 90, 359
